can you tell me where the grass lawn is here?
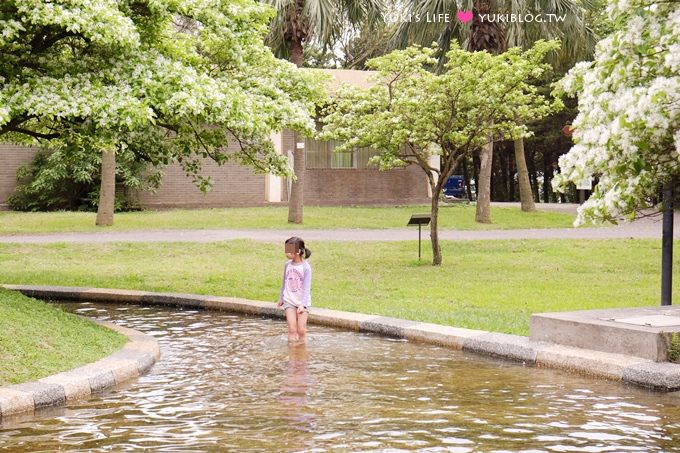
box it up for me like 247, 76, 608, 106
0, 239, 675, 336
0, 204, 576, 234
0, 288, 127, 386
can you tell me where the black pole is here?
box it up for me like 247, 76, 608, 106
418, 223, 422, 261
661, 179, 674, 306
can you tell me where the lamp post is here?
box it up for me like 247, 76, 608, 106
661, 178, 674, 306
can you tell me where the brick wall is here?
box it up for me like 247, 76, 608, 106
281, 128, 429, 206
133, 159, 266, 208
1, 134, 430, 210
0, 144, 38, 209
304, 166, 429, 205
0, 144, 266, 209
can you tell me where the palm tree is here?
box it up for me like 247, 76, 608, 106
390, 0, 597, 221
264, 0, 385, 224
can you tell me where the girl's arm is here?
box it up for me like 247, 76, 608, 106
302, 263, 312, 307
278, 262, 288, 305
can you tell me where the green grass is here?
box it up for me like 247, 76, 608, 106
0, 288, 127, 386
0, 239, 675, 336
0, 205, 576, 234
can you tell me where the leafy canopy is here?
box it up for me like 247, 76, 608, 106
0, 0, 327, 188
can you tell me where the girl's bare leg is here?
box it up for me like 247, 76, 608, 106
296, 311, 309, 343
285, 308, 299, 342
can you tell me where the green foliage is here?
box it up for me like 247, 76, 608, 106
8, 144, 160, 212
669, 332, 680, 363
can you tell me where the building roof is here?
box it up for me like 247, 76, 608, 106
309, 68, 378, 94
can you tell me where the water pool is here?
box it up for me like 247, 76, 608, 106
2, 302, 680, 452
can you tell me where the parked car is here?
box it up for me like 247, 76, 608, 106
442, 175, 474, 201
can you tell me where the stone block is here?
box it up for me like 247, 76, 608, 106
463, 332, 538, 364
0, 388, 34, 417
10, 382, 65, 409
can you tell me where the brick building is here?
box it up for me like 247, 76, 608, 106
0, 69, 432, 210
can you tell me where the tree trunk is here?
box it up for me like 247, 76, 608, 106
492, 153, 501, 201
543, 151, 553, 203
661, 178, 675, 306
508, 151, 516, 202
289, 36, 304, 67
473, 154, 480, 201
288, 132, 305, 224
500, 150, 509, 201
430, 187, 442, 266
287, 36, 305, 224
528, 150, 539, 202
462, 159, 473, 201
475, 140, 493, 223
514, 137, 536, 211
96, 149, 115, 226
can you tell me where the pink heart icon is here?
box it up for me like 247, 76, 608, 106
456, 10, 473, 24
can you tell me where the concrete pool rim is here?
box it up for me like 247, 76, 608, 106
2, 284, 680, 418
0, 301, 160, 419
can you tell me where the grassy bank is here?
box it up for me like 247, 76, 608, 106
0, 205, 576, 234
0, 289, 127, 386
0, 239, 675, 336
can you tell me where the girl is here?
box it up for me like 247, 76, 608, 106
277, 237, 312, 343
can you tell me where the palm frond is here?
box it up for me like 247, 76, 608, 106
388, 0, 460, 50
343, 0, 386, 27
303, 0, 339, 45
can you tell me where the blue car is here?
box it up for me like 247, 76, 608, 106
443, 175, 470, 200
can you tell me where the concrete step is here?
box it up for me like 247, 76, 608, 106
530, 306, 680, 362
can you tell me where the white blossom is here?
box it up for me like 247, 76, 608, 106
553, 0, 680, 225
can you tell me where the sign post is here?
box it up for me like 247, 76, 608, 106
407, 214, 431, 261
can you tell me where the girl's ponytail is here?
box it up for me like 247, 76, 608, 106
303, 247, 312, 259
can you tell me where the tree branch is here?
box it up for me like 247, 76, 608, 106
30, 27, 78, 53
10, 127, 60, 140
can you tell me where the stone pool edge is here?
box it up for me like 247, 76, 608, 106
0, 291, 161, 418
4, 284, 680, 393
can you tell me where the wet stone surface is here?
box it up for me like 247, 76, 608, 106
2, 302, 680, 452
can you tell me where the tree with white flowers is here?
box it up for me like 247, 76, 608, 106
321, 40, 561, 265
552, 0, 680, 225
0, 0, 325, 225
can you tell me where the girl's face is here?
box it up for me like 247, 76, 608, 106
285, 243, 299, 260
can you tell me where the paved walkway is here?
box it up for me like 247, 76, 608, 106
0, 214, 676, 244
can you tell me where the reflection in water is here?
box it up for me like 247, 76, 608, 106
279, 343, 314, 433
1, 302, 680, 452
278, 343, 318, 453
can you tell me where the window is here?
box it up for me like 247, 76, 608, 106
304, 136, 379, 169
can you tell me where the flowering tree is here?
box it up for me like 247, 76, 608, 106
0, 0, 325, 225
321, 40, 561, 265
552, 0, 680, 225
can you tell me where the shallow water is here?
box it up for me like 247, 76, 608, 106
2, 302, 680, 452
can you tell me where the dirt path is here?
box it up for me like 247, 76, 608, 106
0, 214, 676, 244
